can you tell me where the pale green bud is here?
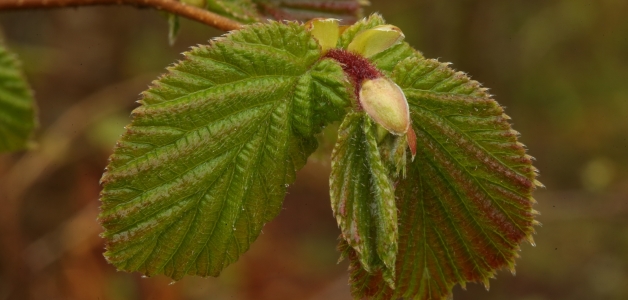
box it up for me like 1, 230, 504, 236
305, 18, 340, 53
347, 25, 405, 58
359, 77, 410, 136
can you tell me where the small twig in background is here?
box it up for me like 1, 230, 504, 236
0, 0, 244, 32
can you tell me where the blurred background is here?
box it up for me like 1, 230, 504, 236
1, 0, 627, 299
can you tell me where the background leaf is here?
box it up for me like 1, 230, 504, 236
99, 22, 349, 280
0, 43, 36, 152
206, 0, 261, 23
168, 14, 180, 45
330, 112, 397, 288
345, 50, 539, 299
254, 0, 365, 24
179, 0, 365, 28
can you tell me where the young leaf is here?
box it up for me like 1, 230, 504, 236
330, 112, 397, 288
99, 22, 350, 280
345, 54, 539, 299
346, 25, 404, 58
0, 44, 36, 153
337, 13, 386, 48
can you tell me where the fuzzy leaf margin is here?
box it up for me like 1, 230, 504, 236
341, 18, 540, 298
98, 21, 350, 280
330, 112, 398, 289
0, 43, 36, 153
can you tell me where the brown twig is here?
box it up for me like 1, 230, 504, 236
0, 0, 244, 32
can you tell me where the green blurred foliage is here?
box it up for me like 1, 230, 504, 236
0, 0, 627, 299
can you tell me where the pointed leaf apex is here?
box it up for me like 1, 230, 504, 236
407, 126, 417, 160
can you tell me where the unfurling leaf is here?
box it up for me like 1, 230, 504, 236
347, 24, 404, 58
306, 18, 340, 53
99, 22, 349, 280
0, 43, 36, 153
330, 112, 398, 288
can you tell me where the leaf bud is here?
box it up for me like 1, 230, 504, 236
359, 77, 410, 135
347, 25, 405, 58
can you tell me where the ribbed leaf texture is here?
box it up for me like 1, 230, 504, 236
338, 15, 540, 300
100, 14, 539, 299
330, 112, 397, 289
0, 44, 36, 152
99, 22, 350, 280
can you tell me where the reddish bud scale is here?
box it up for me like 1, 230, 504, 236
323, 49, 382, 108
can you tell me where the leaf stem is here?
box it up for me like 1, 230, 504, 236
0, 0, 244, 32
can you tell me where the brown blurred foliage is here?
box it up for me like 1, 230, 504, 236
1, 0, 627, 299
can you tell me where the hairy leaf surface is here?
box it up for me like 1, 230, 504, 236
100, 14, 539, 299
345, 54, 539, 300
99, 22, 349, 280
330, 112, 397, 288
0, 44, 36, 152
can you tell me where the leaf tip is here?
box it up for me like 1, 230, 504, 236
482, 278, 491, 291
407, 126, 417, 160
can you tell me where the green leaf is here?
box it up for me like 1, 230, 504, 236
172, 0, 366, 42
0, 43, 36, 153
337, 13, 419, 69
345, 55, 540, 299
99, 21, 349, 280
330, 112, 397, 288
337, 13, 386, 48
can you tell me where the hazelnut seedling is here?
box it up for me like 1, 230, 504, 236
93, 15, 539, 300
308, 18, 417, 172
